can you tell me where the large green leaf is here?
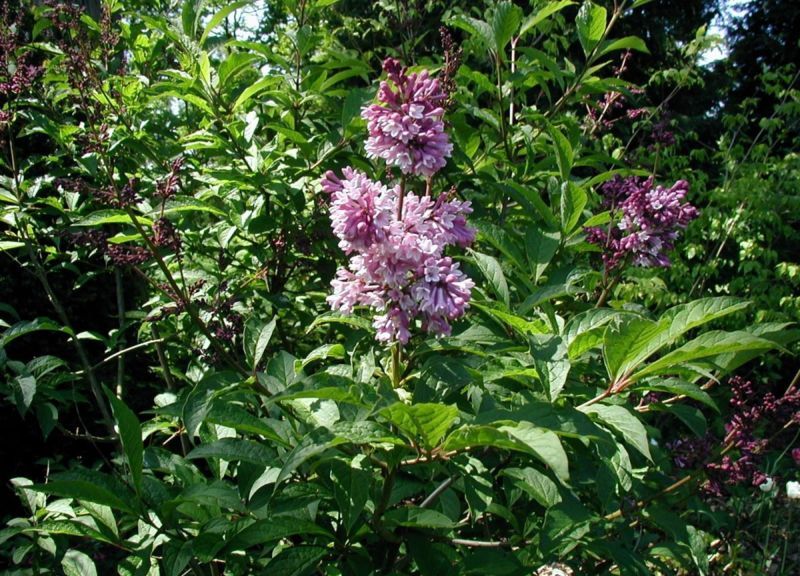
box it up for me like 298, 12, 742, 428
492, 1, 523, 54
471, 250, 510, 306
531, 335, 570, 401
576, 1, 607, 56
224, 518, 330, 552
266, 546, 327, 576
243, 316, 277, 372
563, 308, 627, 358
199, 0, 251, 45
580, 404, 651, 461
105, 389, 143, 493
381, 403, 459, 450
187, 438, 275, 465
502, 467, 561, 508
604, 298, 751, 381
500, 423, 570, 481
207, 403, 288, 446
519, 0, 574, 37
29, 469, 137, 514
525, 227, 560, 283
62, 550, 97, 576
630, 330, 777, 381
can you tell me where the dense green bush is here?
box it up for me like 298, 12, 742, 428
1, 1, 798, 574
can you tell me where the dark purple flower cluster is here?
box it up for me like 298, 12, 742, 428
668, 376, 800, 497
585, 175, 698, 270
152, 217, 182, 256
322, 58, 475, 344
361, 58, 453, 177
649, 116, 675, 149
0, 2, 42, 97
156, 158, 183, 200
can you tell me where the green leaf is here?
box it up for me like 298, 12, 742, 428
26, 520, 117, 546
243, 316, 277, 371
29, 469, 137, 514
182, 371, 242, 438
2, 318, 68, 346
549, 127, 573, 180
630, 330, 777, 381
603, 316, 658, 382
224, 518, 330, 552
384, 507, 456, 529
381, 403, 459, 450
564, 308, 626, 358
492, 1, 523, 54
306, 312, 372, 333
473, 302, 547, 335
159, 196, 227, 218
531, 335, 570, 401
200, 0, 251, 46
687, 525, 710, 576
520, 0, 574, 36
604, 297, 751, 381
576, 1, 607, 56
233, 76, 277, 111
300, 343, 345, 368
502, 467, 561, 507
598, 35, 650, 57
471, 250, 510, 306
206, 403, 289, 446
501, 423, 569, 481
0, 240, 24, 251
266, 546, 327, 576
448, 15, 494, 50
631, 378, 717, 412
104, 389, 144, 493
13, 374, 36, 414
187, 438, 274, 464
560, 182, 587, 234
181, 0, 202, 37
580, 404, 651, 461
62, 549, 97, 576
74, 209, 153, 227
525, 227, 560, 283
652, 403, 707, 437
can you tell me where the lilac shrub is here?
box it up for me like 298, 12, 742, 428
586, 175, 699, 271
322, 59, 475, 344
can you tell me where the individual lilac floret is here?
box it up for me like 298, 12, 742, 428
361, 58, 453, 177
585, 176, 698, 270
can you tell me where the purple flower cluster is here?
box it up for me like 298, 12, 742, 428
0, 3, 42, 97
361, 58, 453, 177
322, 57, 474, 345
585, 176, 698, 269
323, 169, 475, 344
668, 376, 800, 497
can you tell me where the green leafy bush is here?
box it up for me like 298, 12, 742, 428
1, 1, 797, 575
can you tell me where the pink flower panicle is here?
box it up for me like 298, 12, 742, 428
322, 58, 473, 345
324, 170, 475, 344
585, 175, 698, 270
361, 58, 453, 177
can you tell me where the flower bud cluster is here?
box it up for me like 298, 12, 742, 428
668, 376, 800, 497
585, 175, 698, 270
323, 58, 475, 344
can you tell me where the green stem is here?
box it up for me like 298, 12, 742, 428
391, 343, 402, 389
